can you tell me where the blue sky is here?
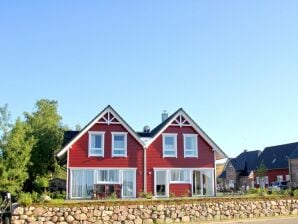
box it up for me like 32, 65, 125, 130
0, 1, 298, 158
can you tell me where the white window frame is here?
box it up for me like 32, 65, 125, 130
183, 134, 198, 158
88, 131, 105, 157
170, 169, 190, 183
112, 132, 127, 157
265, 176, 269, 184
96, 169, 120, 184
256, 177, 260, 184
162, 133, 177, 158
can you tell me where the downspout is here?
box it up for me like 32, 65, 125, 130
143, 146, 147, 193
214, 150, 217, 197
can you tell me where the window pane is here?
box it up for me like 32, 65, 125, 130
114, 149, 125, 155
165, 136, 174, 149
185, 150, 196, 156
164, 150, 175, 155
91, 149, 102, 155
185, 136, 196, 149
180, 170, 190, 182
99, 170, 108, 182
171, 170, 179, 181
109, 170, 119, 182
91, 134, 102, 148
114, 135, 124, 149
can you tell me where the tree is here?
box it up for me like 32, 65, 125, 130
256, 161, 267, 189
24, 99, 64, 182
0, 118, 35, 194
0, 104, 12, 155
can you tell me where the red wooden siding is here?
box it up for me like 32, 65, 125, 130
169, 184, 191, 197
68, 123, 144, 195
255, 169, 289, 186
146, 125, 215, 193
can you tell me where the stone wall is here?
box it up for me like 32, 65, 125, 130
12, 197, 298, 224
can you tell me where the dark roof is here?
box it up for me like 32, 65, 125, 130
228, 150, 261, 173
218, 170, 226, 179
62, 131, 79, 148
136, 108, 181, 138
146, 109, 181, 138
289, 148, 298, 159
258, 142, 298, 170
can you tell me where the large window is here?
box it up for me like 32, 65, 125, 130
97, 169, 119, 183
112, 132, 127, 157
88, 131, 104, 157
170, 169, 190, 183
162, 134, 177, 157
183, 134, 198, 158
71, 169, 94, 198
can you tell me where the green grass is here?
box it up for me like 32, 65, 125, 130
30, 194, 298, 207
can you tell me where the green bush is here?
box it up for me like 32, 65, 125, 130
18, 192, 33, 206
50, 191, 66, 199
247, 188, 258, 194
292, 189, 298, 196
145, 192, 153, 199
257, 188, 268, 196
34, 176, 49, 193
31, 191, 40, 203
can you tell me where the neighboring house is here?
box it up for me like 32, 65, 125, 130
218, 150, 261, 191
288, 148, 298, 188
49, 178, 66, 192
56, 106, 227, 199
255, 142, 298, 187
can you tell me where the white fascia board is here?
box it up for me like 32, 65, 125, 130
57, 106, 145, 159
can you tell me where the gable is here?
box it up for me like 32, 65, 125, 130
145, 109, 227, 160
56, 106, 144, 159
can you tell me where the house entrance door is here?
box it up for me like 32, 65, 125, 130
193, 170, 201, 195
155, 170, 167, 197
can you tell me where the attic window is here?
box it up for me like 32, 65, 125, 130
272, 158, 276, 164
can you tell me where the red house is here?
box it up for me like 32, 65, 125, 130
57, 106, 226, 199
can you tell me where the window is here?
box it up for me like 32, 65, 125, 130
286, 175, 290, 181
256, 177, 260, 184
89, 132, 104, 156
162, 134, 177, 157
229, 179, 234, 188
170, 169, 190, 183
112, 132, 127, 157
71, 169, 94, 198
265, 176, 269, 184
97, 170, 119, 183
277, 175, 283, 182
183, 134, 198, 157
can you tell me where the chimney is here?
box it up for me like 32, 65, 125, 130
162, 110, 168, 122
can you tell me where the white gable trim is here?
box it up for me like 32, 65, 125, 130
57, 106, 145, 159
144, 110, 227, 160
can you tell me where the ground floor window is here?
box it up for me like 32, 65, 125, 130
70, 168, 136, 199
154, 168, 214, 197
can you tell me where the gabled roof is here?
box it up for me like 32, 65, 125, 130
57, 106, 227, 161
221, 150, 260, 178
289, 148, 298, 160
142, 108, 227, 160
234, 150, 261, 172
56, 105, 145, 159
257, 142, 298, 170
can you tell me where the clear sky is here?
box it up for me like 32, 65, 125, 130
0, 1, 298, 158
